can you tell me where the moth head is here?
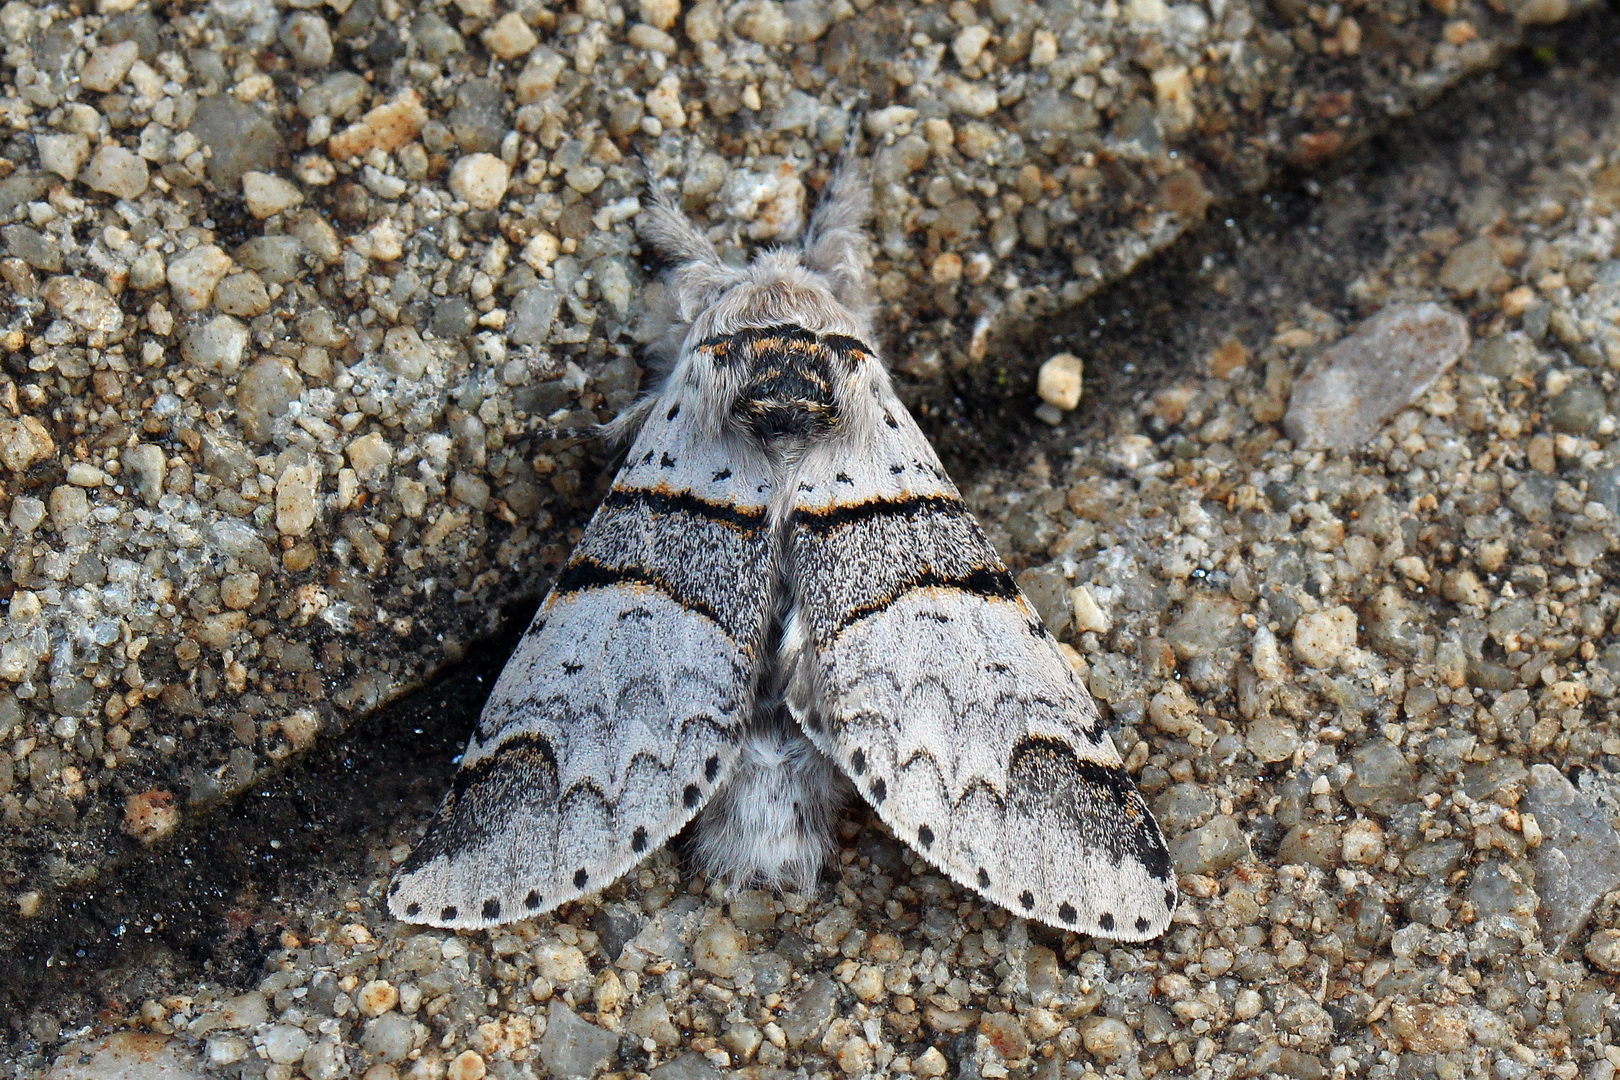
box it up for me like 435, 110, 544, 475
638, 166, 874, 360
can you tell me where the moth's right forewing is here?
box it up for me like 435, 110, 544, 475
389, 396, 778, 929
785, 384, 1177, 940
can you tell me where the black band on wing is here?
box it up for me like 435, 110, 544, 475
835, 565, 1019, 630
602, 486, 768, 532
552, 557, 729, 630
791, 492, 968, 533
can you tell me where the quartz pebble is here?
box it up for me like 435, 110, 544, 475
262, 1024, 310, 1065
536, 1001, 617, 1079
482, 11, 537, 58
189, 96, 283, 188
167, 245, 233, 312
80, 144, 149, 199
1170, 815, 1248, 875
1036, 352, 1084, 411
356, 979, 399, 1016
1081, 1017, 1134, 1062
692, 918, 745, 977
447, 1049, 486, 1080
80, 41, 138, 92
1291, 606, 1358, 669
42, 276, 123, 334
328, 91, 427, 160
275, 463, 320, 537
237, 356, 303, 443
1585, 930, 1620, 974
242, 171, 304, 217
181, 314, 249, 373
449, 153, 510, 210
43, 1033, 207, 1079
360, 1012, 414, 1063
36, 132, 89, 179
1525, 764, 1620, 950
219, 993, 269, 1029
0, 416, 55, 472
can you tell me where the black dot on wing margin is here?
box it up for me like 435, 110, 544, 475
869, 777, 886, 803
1057, 902, 1076, 923
524, 890, 542, 910
683, 783, 701, 807
917, 824, 933, 848
574, 868, 589, 889
405, 902, 421, 917
1136, 916, 1151, 933
1019, 891, 1035, 911
850, 749, 866, 775
632, 826, 649, 852
976, 868, 990, 888
1099, 912, 1115, 932
482, 898, 501, 920
705, 754, 721, 782
441, 905, 458, 921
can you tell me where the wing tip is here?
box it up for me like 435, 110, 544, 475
860, 808, 1179, 941
384, 825, 697, 931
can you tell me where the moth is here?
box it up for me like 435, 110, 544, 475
389, 169, 1177, 941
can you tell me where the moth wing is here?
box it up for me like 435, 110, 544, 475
785, 387, 1176, 939
390, 397, 778, 928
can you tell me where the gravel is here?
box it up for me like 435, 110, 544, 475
4, 0, 1620, 1078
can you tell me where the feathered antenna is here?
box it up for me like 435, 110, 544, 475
801, 140, 871, 314
638, 185, 747, 324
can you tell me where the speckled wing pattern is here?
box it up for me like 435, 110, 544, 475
784, 383, 1177, 940
388, 399, 777, 929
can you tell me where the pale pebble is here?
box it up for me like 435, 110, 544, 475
448, 153, 510, 210
80, 144, 149, 199
1037, 352, 1084, 411
241, 171, 304, 218
167, 245, 233, 312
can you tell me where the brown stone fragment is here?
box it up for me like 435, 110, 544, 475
327, 90, 427, 161
1159, 167, 1211, 217
123, 789, 180, 844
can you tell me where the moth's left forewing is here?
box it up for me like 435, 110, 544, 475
389, 390, 779, 929
784, 377, 1177, 940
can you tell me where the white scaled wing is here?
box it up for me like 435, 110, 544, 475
784, 384, 1176, 939
390, 396, 778, 928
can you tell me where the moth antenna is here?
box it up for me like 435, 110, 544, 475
639, 186, 744, 322
802, 163, 872, 311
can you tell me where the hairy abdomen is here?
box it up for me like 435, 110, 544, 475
693, 707, 846, 893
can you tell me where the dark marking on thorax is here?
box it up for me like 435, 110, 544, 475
695, 324, 875, 445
